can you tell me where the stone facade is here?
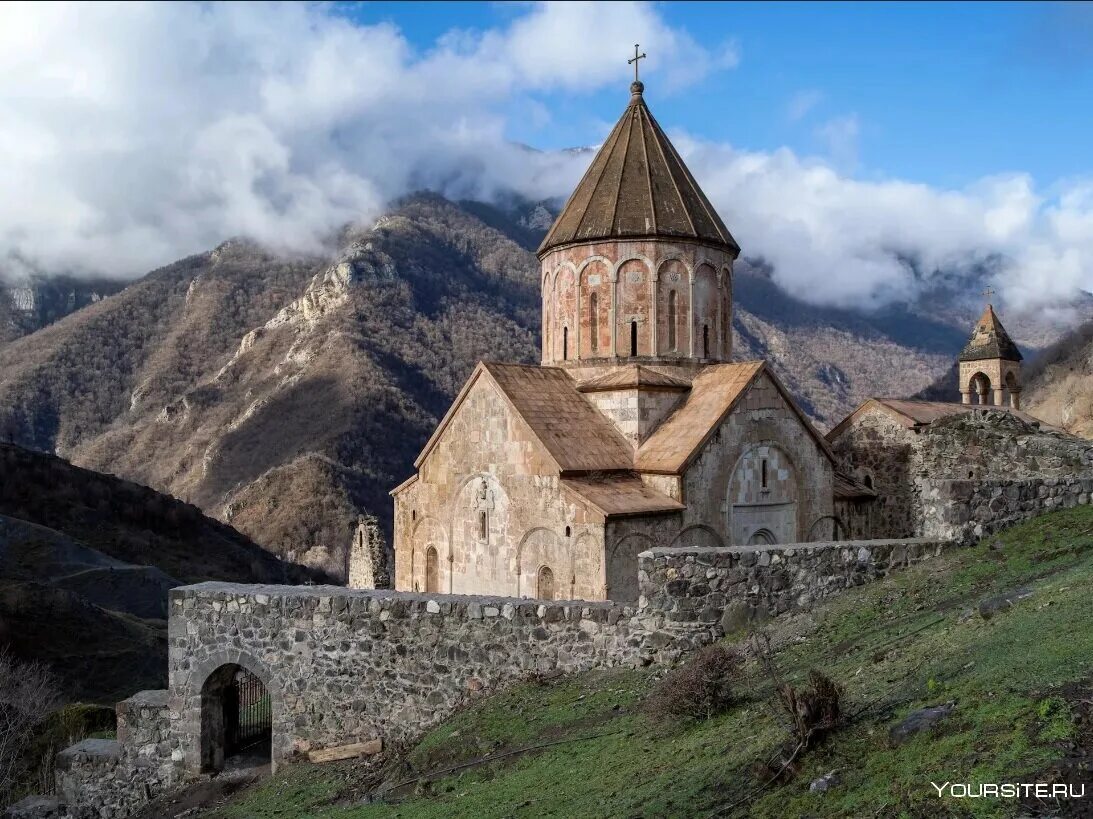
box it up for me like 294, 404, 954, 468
391, 374, 611, 600
678, 372, 835, 547
919, 477, 1093, 545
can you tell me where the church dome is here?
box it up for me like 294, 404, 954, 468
538, 84, 740, 258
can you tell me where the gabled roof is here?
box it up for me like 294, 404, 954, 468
635, 361, 835, 473
826, 397, 1050, 442
577, 364, 691, 393
413, 362, 634, 474
561, 473, 684, 518
959, 304, 1023, 362
538, 83, 740, 258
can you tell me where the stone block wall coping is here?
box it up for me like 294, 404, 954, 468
55, 739, 121, 769
639, 537, 945, 559
119, 689, 168, 709
170, 582, 634, 618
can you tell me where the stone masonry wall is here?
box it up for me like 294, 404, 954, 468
638, 538, 948, 629
919, 477, 1093, 545
53, 532, 953, 818
166, 583, 716, 775
54, 692, 176, 819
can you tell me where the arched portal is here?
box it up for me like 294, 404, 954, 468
969, 372, 992, 405
728, 444, 799, 545
537, 565, 555, 600
200, 663, 272, 773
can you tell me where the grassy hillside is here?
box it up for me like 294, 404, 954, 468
194, 505, 1093, 818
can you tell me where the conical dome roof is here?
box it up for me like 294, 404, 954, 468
959, 304, 1023, 362
538, 82, 740, 258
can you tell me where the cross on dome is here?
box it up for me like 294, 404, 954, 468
628, 44, 646, 95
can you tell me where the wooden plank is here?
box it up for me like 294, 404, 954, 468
307, 739, 382, 763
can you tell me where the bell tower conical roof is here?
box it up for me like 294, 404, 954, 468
537, 81, 740, 258
959, 303, 1023, 363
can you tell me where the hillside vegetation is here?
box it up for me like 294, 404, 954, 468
192, 506, 1093, 818
1025, 319, 1093, 439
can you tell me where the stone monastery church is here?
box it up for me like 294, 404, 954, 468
390, 76, 841, 603
384, 75, 1068, 606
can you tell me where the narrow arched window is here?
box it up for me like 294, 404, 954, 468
537, 566, 555, 600
703, 324, 710, 358
425, 546, 439, 593
589, 292, 599, 352
761, 458, 769, 489
478, 510, 488, 541
630, 321, 638, 357
667, 290, 677, 351
565, 526, 571, 538
562, 326, 568, 361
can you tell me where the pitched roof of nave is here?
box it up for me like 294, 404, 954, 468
826, 397, 1055, 441
576, 364, 691, 393
635, 361, 836, 473
412, 360, 833, 487
561, 473, 685, 517
959, 304, 1023, 363
413, 362, 634, 473
537, 82, 740, 258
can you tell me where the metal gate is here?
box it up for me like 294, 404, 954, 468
226, 667, 271, 756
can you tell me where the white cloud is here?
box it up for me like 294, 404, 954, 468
1, 1, 1091, 313
814, 114, 860, 172
676, 134, 1093, 308
0, 1, 730, 277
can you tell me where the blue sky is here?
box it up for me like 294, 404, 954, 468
350, 1, 1093, 189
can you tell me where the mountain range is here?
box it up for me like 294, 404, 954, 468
0, 193, 1087, 578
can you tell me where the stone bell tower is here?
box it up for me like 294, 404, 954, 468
537, 69, 740, 383
958, 299, 1023, 408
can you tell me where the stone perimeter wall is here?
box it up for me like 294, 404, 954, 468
49, 536, 949, 819
919, 477, 1093, 545
640, 538, 947, 630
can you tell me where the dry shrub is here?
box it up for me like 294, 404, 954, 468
0, 649, 62, 803
774, 670, 843, 749
646, 644, 744, 721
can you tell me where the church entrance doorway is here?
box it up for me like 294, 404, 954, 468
200, 664, 272, 773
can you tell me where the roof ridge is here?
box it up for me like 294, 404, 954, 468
646, 103, 697, 236
637, 102, 658, 234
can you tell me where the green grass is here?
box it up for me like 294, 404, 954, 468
202, 506, 1093, 818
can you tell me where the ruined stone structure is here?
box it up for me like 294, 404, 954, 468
392, 80, 835, 601
828, 304, 1093, 539
346, 514, 388, 589
958, 303, 1023, 408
